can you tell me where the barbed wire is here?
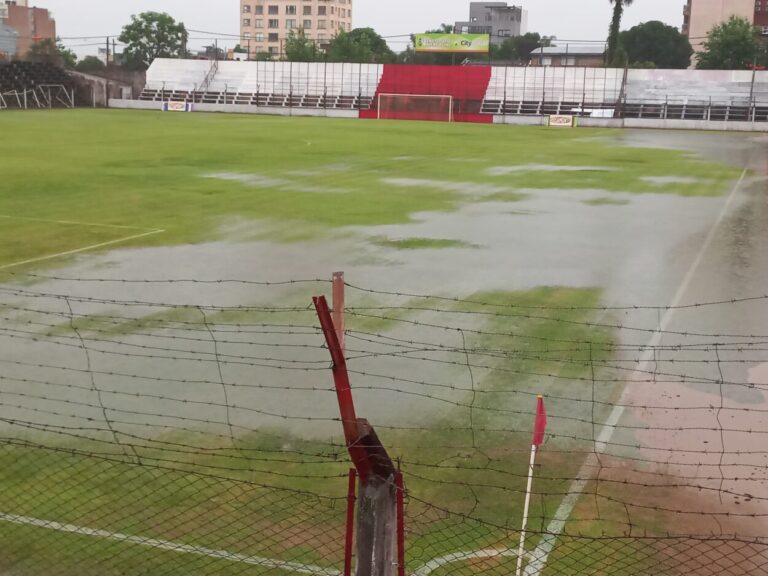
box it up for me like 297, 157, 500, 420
0, 277, 766, 575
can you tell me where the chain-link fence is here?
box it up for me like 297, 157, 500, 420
0, 274, 766, 575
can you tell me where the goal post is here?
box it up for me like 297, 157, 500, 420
377, 93, 454, 122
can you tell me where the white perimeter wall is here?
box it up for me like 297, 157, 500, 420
144, 59, 768, 107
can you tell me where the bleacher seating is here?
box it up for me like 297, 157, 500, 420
481, 67, 624, 116
621, 69, 765, 121
139, 58, 382, 110
0, 61, 73, 108
134, 59, 768, 123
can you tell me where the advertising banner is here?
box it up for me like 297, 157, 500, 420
162, 101, 193, 112
414, 34, 490, 54
548, 115, 575, 127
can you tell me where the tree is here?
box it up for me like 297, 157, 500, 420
327, 28, 395, 63
620, 21, 693, 68
697, 16, 762, 70
57, 40, 78, 69
491, 33, 552, 63
607, 0, 634, 66
26, 38, 77, 68
75, 55, 106, 73
118, 11, 188, 69
202, 44, 225, 60
255, 51, 273, 61
285, 29, 322, 62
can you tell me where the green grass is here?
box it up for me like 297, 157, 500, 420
0, 110, 742, 269
371, 236, 479, 250
583, 197, 631, 206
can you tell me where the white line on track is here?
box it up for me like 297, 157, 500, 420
0, 512, 341, 576
0, 229, 166, 271
523, 167, 749, 576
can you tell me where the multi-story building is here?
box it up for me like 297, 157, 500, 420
1, 0, 56, 57
0, 22, 17, 58
683, 0, 768, 62
239, 0, 353, 57
454, 2, 528, 46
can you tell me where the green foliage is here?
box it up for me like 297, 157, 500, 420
57, 40, 78, 69
326, 28, 395, 63
606, 0, 634, 67
26, 38, 77, 68
75, 55, 106, 73
620, 21, 693, 69
254, 51, 273, 61
696, 16, 762, 70
118, 11, 188, 69
403, 24, 456, 65
233, 44, 248, 54
491, 33, 552, 63
284, 29, 322, 62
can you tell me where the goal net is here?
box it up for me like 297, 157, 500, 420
377, 94, 454, 122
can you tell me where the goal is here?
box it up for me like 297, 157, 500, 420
377, 93, 454, 122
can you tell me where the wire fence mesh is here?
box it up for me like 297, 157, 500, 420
0, 273, 766, 575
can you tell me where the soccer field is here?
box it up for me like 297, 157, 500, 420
0, 109, 742, 270
1, 110, 766, 576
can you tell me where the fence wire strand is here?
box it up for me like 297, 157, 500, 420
0, 274, 766, 575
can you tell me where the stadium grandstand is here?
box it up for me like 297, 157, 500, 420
0, 61, 74, 109
123, 58, 768, 127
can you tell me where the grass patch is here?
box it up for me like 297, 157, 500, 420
371, 237, 478, 250
483, 191, 529, 203
0, 110, 742, 268
583, 197, 631, 206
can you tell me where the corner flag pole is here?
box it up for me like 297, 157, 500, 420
516, 396, 547, 576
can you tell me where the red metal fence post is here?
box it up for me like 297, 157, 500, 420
313, 295, 372, 482
395, 472, 405, 576
345, 468, 358, 576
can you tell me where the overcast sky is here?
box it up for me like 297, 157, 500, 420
35, 0, 683, 56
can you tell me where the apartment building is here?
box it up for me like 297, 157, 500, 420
454, 2, 528, 46
240, 0, 353, 57
683, 0, 768, 59
1, 0, 56, 57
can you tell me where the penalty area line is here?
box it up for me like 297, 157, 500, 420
0, 229, 166, 271
0, 512, 340, 576
0, 214, 154, 230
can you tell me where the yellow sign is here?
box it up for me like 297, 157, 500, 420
414, 34, 490, 54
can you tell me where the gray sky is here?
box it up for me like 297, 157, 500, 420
36, 0, 683, 56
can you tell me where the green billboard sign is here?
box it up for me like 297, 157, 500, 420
414, 33, 490, 54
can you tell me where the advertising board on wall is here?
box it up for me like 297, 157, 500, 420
414, 34, 490, 54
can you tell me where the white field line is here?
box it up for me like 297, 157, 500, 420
0, 214, 152, 230
0, 512, 341, 576
523, 167, 749, 576
0, 229, 166, 271
413, 548, 518, 576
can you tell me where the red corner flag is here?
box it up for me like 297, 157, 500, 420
532, 396, 547, 447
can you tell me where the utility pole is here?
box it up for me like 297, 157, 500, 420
106, 36, 110, 66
